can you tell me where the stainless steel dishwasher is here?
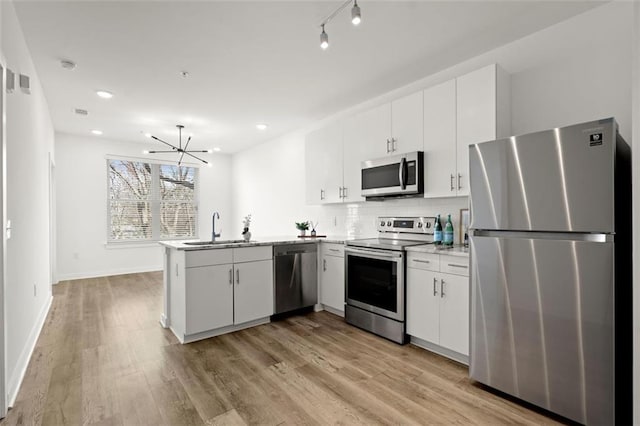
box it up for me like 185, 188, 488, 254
273, 243, 318, 315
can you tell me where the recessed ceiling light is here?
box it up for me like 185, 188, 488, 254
256, 123, 268, 131
213, 147, 221, 152
91, 130, 103, 135
96, 90, 113, 99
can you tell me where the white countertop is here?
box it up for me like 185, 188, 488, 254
159, 235, 352, 250
406, 244, 469, 257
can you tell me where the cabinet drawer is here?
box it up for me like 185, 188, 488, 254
186, 249, 233, 268
233, 246, 272, 263
322, 243, 344, 258
407, 252, 439, 272
440, 255, 470, 276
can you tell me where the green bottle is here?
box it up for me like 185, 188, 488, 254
444, 214, 454, 246
433, 215, 443, 245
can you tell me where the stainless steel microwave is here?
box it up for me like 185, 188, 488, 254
361, 151, 423, 199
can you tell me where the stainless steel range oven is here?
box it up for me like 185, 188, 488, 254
345, 216, 434, 344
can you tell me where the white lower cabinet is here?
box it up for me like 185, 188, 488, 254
234, 259, 274, 325
320, 243, 345, 314
171, 246, 273, 343
185, 263, 234, 334
406, 252, 469, 359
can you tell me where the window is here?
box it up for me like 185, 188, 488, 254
108, 159, 198, 242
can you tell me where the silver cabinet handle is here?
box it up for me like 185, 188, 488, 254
440, 279, 445, 298
447, 263, 468, 269
458, 173, 462, 190
342, 187, 348, 198
433, 277, 438, 296
236, 269, 240, 284
412, 259, 430, 264
323, 259, 327, 271
320, 189, 325, 200
338, 187, 343, 198
386, 138, 391, 153
229, 269, 233, 284
450, 174, 455, 191
329, 248, 340, 253
392, 137, 397, 152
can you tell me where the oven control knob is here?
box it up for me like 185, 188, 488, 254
380, 221, 385, 226
418, 223, 422, 228
387, 221, 392, 226
425, 222, 431, 228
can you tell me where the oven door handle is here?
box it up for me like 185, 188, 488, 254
345, 246, 403, 260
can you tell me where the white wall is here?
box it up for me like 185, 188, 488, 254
232, 2, 632, 242
2, 1, 55, 406
55, 133, 232, 280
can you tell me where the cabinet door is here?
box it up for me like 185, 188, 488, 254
234, 259, 274, 325
456, 64, 497, 196
320, 255, 345, 312
391, 91, 423, 155
438, 273, 469, 356
185, 264, 234, 335
406, 268, 439, 344
358, 103, 392, 160
342, 114, 367, 203
305, 122, 343, 204
423, 80, 457, 198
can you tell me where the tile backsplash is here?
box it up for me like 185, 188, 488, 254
309, 196, 469, 243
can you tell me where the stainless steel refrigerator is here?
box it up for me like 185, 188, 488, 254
468, 118, 631, 425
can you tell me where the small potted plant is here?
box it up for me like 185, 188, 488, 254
295, 221, 310, 237
242, 214, 252, 241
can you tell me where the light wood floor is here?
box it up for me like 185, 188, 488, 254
1, 272, 565, 425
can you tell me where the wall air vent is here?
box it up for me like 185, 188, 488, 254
6, 69, 15, 93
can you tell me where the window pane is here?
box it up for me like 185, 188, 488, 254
109, 200, 152, 240
109, 160, 152, 200
160, 165, 195, 201
160, 202, 196, 238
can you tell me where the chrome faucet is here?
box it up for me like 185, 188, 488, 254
211, 212, 221, 241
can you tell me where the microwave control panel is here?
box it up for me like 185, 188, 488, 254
377, 216, 436, 235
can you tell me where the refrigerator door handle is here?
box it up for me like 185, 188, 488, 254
471, 229, 613, 242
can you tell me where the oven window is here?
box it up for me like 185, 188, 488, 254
347, 254, 397, 313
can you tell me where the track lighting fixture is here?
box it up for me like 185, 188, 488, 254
320, 25, 329, 50
351, 0, 361, 26
318, 0, 362, 50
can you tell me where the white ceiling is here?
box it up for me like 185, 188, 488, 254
14, 1, 602, 153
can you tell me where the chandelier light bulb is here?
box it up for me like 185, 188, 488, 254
351, 1, 361, 25
320, 25, 329, 50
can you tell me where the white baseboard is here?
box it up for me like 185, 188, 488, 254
7, 294, 53, 407
56, 265, 162, 282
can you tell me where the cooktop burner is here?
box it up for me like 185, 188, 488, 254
346, 216, 436, 251
346, 238, 433, 251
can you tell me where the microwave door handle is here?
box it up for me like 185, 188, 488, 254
399, 157, 406, 189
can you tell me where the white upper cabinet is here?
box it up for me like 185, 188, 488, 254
422, 64, 510, 198
356, 103, 392, 160
305, 121, 343, 204
390, 91, 423, 155
423, 79, 457, 198
455, 63, 511, 196
342, 113, 368, 203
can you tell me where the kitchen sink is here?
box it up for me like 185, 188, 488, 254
183, 239, 247, 245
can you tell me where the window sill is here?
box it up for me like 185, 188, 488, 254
104, 241, 162, 249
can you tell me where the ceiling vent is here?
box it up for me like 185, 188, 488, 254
74, 108, 89, 116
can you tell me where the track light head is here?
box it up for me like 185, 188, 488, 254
351, 0, 361, 26
320, 25, 329, 50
